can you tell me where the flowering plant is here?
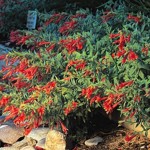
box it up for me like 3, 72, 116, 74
0, 2, 150, 137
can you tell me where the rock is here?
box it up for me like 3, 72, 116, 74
84, 136, 103, 147
20, 146, 35, 150
27, 127, 49, 142
0, 124, 24, 144
36, 138, 45, 149
12, 137, 36, 149
45, 130, 66, 150
0, 147, 19, 150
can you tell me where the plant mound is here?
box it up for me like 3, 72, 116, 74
0, 2, 150, 137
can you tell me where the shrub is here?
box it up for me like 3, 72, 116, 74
0, 1, 150, 137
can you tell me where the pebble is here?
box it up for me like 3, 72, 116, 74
84, 136, 103, 147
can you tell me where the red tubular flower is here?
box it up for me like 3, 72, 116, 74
44, 13, 65, 26
16, 59, 28, 73
101, 11, 115, 23
60, 37, 85, 54
24, 66, 38, 80
64, 106, 72, 116
142, 47, 149, 56
75, 61, 86, 70
46, 43, 55, 52
116, 49, 126, 58
37, 106, 45, 117
70, 13, 87, 19
127, 50, 138, 61
103, 93, 124, 113
0, 85, 5, 91
90, 95, 107, 105
0, 96, 10, 107
0, 54, 6, 60
36, 41, 51, 47
134, 95, 141, 102
109, 33, 120, 39
24, 125, 33, 135
116, 80, 134, 90
16, 35, 33, 45
127, 14, 141, 23
10, 30, 20, 43
125, 134, 136, 142
14, 112, 26, 125
42, 81, 56, 94
81, 87, 96, 99
59, 20, 77, 35
60, 121, 68, 134
64, 101, 78, 116
24, 97, 36, 104
12, 78, 30, 90
4, 106, 19, 122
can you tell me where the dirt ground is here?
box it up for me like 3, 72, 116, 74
76, 127, 150, 150
75, 114, 150, 150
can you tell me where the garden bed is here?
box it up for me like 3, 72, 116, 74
0, 1, 150, 149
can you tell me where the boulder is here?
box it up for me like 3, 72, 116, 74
45, 130, 66, 150
27, 128, 49, 142
0, 124, 24, 144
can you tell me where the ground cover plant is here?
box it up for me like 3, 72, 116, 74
0, 0, 150, 140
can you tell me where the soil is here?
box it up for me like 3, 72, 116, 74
75, 114, 150, 150
76, 127, 150, 150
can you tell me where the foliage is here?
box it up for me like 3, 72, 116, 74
0, 1, 150, 137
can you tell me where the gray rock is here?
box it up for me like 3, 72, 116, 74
36, 138, 45, 149
45, 130, 66, 150
20, 146, 35, 150
27, 128, 49, 142
84, 136, 103, 147
0, 124, 24, 144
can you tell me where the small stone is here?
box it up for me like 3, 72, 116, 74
36, 138, 45, 149
27, 128, 49, 142
45, 130, 66, 150
0, 124, 24, 144
84, 136, 103, 147
20, 146, 35, 150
